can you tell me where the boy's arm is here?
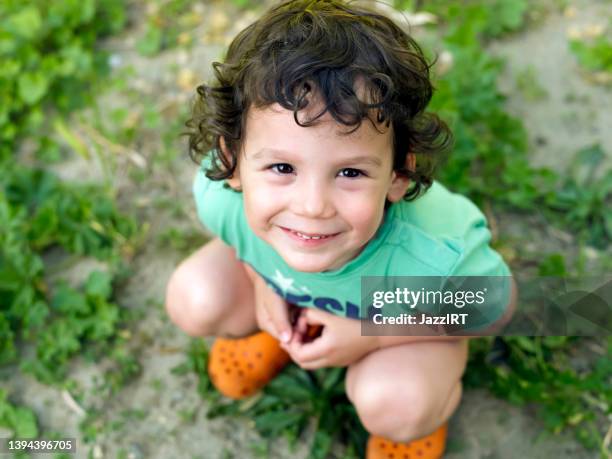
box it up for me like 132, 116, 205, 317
374, 276, 518, 349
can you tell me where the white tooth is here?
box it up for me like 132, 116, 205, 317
293, 230, 332, 240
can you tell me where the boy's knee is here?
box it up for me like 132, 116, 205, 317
165, 266, 222, 337
350, 378, 453, 443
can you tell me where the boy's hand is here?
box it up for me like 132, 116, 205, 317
282, 308, 378, 369
243, 264, 293, 344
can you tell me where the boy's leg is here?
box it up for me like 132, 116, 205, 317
165, 238, 259, 338
345, 339, 468, 443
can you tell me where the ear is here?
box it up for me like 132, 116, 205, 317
219, 136, 242, 190
386, 153, 416, 203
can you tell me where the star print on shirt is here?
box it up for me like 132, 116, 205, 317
262, 268, 361, 319
272, 269, 296, 293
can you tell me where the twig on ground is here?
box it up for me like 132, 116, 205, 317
61, 389, 87, 418
602, 423, 612, 458
79, 123, 147, 169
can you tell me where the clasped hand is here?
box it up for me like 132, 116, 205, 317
244, 265, 378, 369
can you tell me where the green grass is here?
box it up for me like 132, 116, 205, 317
181, 335, 611, 456
570, 33, 612, 73
174, 339, 367, 458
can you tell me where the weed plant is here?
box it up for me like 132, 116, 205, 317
1, 0, 140, 450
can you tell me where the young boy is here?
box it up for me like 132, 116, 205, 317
166, 1, 516, 457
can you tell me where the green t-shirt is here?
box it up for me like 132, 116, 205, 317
193, 165, 512, 324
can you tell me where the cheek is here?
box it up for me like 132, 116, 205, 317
338, 197, 384, 234
244, 187, 282, 225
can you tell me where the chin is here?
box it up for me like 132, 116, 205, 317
282, 254, 336, 273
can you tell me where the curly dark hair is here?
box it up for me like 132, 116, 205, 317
186, 0, 453, 201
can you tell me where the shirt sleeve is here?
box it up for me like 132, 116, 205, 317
192, 164, 246, 252
445, 218, 513, 330
448, 219, 510, 277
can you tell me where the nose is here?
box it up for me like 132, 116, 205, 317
291, 176, 335, 219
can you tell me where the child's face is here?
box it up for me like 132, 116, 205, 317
223, 99, 410, 273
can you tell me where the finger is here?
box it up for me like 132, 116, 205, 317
286, 338, 328, 369
266, 298, 293, 344
291, 333, 329, 363
297, 358, 328, 370
285, 308, 328, 350
297, 314, 308, 337
285, 310, 308, 345
284, 333, 299, 352
284, 333, 307, 358
287, 312, 313, 347
287, 324, 303, 346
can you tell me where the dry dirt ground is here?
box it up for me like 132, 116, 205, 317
3, 1, 610, 458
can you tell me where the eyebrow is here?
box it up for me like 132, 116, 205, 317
251, 148, 286, 160
251, 148, 384, 167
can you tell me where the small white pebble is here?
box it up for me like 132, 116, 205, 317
108, 54, 122, 69
93, 444, 104, 459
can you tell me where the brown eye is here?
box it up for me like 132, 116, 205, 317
270, 163, 294, 174
338, 168, 363, 178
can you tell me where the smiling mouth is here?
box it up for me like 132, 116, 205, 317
280, 227, 340, 240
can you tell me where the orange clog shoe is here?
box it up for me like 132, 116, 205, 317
207, 331, 291, 399
366, 423, 447, 459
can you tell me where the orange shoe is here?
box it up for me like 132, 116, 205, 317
207, 331, 291, 399
366, 423, 447, 459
